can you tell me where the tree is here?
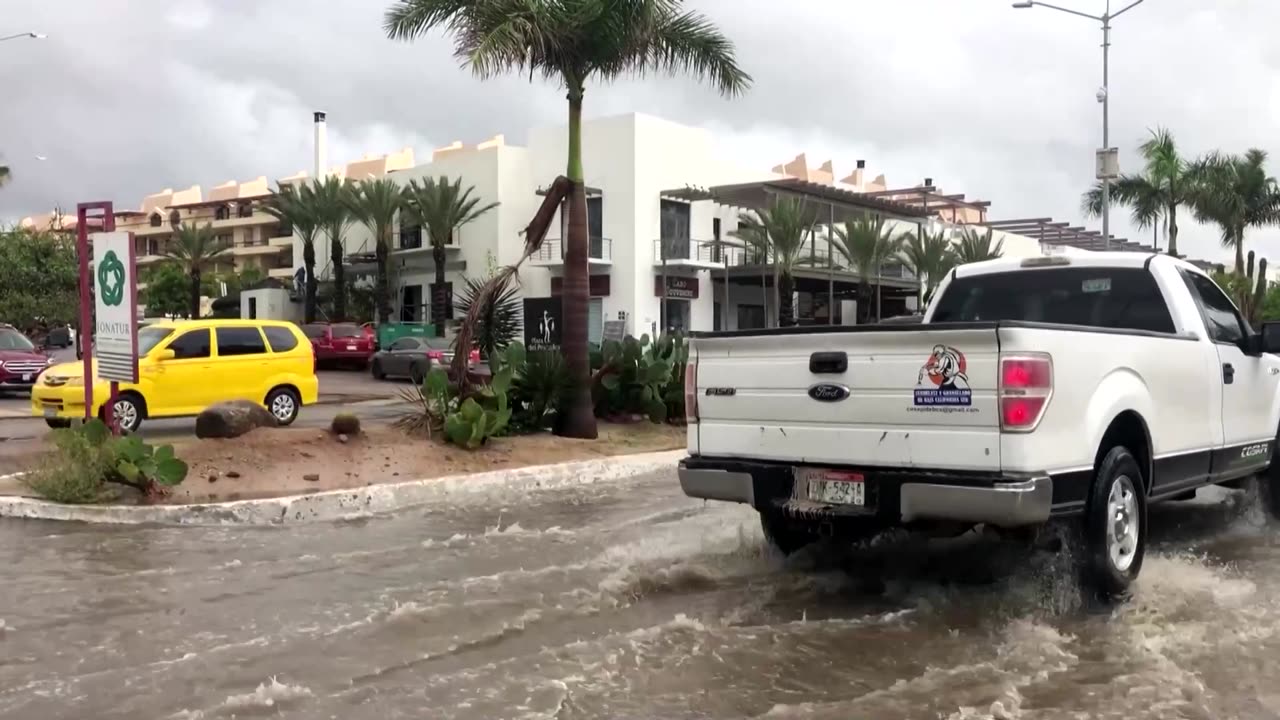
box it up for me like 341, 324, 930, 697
0, 163, 9, 188
832, 216, 904, 323
455, 273, 522, 360
345, 177, 402, 325
262, 183, 322, 322
386, 0, 750, 439
142, 263, 192, 318
1082, 128, 1201, 258
953, 227, 1004, 265
899, 228, 955, 310
0, 227, 77, 327
162, 223, 229, 318
402, 176, 499, 337
728, 217, 772, 326
1192, 149, 1280, 273
734, 198, 812, 327
311, 176, 353, 320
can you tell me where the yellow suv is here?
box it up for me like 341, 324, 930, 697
32, 319, 319, 433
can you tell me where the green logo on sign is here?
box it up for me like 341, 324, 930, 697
98, 249, 126, 307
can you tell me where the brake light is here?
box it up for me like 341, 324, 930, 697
684, 356, 698, 423
999, 353, 1052, 432
311, 344, 317, 373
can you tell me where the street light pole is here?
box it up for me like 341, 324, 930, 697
0, 32, 47, 43
1013, 0, 1145, 251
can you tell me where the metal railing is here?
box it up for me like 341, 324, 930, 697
653, 238, 725, 263
533, 237, 612, 262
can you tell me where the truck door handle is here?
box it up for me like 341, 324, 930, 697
809, 351, 848, 374
1223, 363, 1235, 384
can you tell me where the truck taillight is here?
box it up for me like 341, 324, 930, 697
684, 358, 698, 424
999, 353, 1052, 433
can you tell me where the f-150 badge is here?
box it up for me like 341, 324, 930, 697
914, 344, 972, 407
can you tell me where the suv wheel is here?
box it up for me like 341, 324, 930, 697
1079, 446, 1147, 600
265, 387, 301, 426
371, 359, 386, 380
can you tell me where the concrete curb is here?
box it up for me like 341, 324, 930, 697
0, 449, 685, 526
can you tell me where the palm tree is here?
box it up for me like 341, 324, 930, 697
402, 176, 499, 337
734, 198, 812, 327
0, 163, 10, 188
1082, 128, 1199, 257
729, 213, 773, 326
162, 223, 229, 318
311, 176, 353, 320
899, 228, 955, 310
261, 183, 322, 322
345, 177, 403, 325
831, 216, 904, 323
953, 227, 1004, 265
386, 0, 750, 438
1192, 149, 1280, 273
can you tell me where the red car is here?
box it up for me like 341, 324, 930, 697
0, 324, 55, 395
304, 322, 376, 369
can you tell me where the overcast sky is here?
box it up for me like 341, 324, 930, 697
2, 0, 1277, 265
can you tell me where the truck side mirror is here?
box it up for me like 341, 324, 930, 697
1261, 322, 1280, 354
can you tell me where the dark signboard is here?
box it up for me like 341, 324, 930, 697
655, 275, 699, 300
551, 274, 611, 297
523, 297, 563, 352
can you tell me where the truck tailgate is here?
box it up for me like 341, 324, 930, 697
691, 327, 1002, 471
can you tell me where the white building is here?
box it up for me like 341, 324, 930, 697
310, 112, 1088, 338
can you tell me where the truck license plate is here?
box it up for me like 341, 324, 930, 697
801, 469, 865, 506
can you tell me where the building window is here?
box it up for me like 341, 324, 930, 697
237, 202, 252, 218
214, 205, 231, 221
149, 212, 162, 227
737, 304, 765, 330
399, 223, 422, 250
168, 209, 181, 226
660, 200, 691, 260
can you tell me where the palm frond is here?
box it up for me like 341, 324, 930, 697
953, 227, 1004, 265
831, 216, 901, 278
162, 223, 228, 270
402, 176, 500, 248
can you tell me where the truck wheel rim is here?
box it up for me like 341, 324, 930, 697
271, 394, 295, 421
115, 401, 137, 430
1106, 475, 1139, 572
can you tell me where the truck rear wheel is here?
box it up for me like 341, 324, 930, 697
1258, 432, 1280, 520
1080, 446, 1147, 600
759, 509, 817, 556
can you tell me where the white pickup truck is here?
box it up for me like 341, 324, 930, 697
679, 252, 1280, 596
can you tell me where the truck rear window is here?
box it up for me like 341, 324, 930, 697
931, 267, 1176, 334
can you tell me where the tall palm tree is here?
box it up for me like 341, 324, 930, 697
0, 163, 10, 188
402, 176, 499, 337
953, 227, 1004, 265
1082, 128, 1200, 257
729, 213, 773, 327
162, 223, 229, 319
734, 198, 812, 327
345, 177, 403, 325
386, 0, 750, 438
311, 176, 353, 320
899, 228, 955, 310
261, 182, 322, 322
832, 216, 904, 323
1192, 149, 1280, 273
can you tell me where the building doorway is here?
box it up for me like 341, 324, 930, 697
400, 285, 424, 322
664, 299, 690, 334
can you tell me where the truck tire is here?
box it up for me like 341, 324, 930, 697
1080, 446, 1147, 599
1258, 434, 1280, 520
759, 509, 817, 556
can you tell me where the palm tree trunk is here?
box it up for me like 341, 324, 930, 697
557, 87, 597, 439
303, 239, 317, 323
189, 270, 201, 319
875, 262, 882, 322
1167, 205, 1179, 257
778, 272, 796, 327
431, 242, 447, 337
330, 229, 346, 320
760, 264, 768, 328
376, 228, 391, 325
1235, 227, 1245, 274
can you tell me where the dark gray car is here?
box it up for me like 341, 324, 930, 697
370, 336, 452, 383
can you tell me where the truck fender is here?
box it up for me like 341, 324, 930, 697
1084, 368, 1154, 484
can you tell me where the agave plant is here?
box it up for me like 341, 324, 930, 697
953, 227, 1004, 265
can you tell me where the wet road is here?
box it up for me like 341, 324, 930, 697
3, 470, 1280, 719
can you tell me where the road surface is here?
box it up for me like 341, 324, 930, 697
2, 468, 1279, 718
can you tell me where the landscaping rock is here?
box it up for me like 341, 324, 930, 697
226, 471, 241, 479
303, 474, 320, 482
207, 474, 217, 483
195, 401, 278, 439
337, 433, 349, 444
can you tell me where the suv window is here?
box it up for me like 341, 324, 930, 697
1181, 270, 1248, 344
931, 267, 1176, 334
216, 327, 267, 356
331, 324, 361, 339
389, 338, 420, 351
168, 329, 211, 359
303, 324, 327, 340
262, 326, 299, 353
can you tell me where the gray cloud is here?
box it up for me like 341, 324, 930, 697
3, 0, 1277, 265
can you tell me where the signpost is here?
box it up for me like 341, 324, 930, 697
77, 202, 138, 433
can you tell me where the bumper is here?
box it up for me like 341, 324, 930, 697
317, 349, 374, 361
678, 457, 1055, 528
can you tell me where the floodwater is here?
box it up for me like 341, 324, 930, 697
2, 470, 1280, 719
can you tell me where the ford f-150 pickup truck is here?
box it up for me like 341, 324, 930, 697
678, 252, 1280, 596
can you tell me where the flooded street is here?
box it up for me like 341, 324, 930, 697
4, 470, 1280, 720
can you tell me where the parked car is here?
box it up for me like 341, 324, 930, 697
678, 253, 1280, 599
370, 336, 482, 384
361, 322, 379, 350
32, 319, 318, 432
304, 322, 375, 369
0, 324, 55, 395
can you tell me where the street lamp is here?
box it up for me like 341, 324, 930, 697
0, 32, 47, 42
1013, 0, 1145, 251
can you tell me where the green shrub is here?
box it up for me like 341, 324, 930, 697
22, 428, 113, 504
593, 333, 686, 422
511, 350, 573, 431
330, 412, 362, 435
22, 419, 188, 502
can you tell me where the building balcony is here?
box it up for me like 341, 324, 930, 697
531, 237, 612, 267
137, 254, 165, 266
229, 239, 288, 257
268, 266, 295, 280
268, 231, 294, 247
392, 227, 460, 254
653, 238, 726, 269
134, 225, 172, 238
